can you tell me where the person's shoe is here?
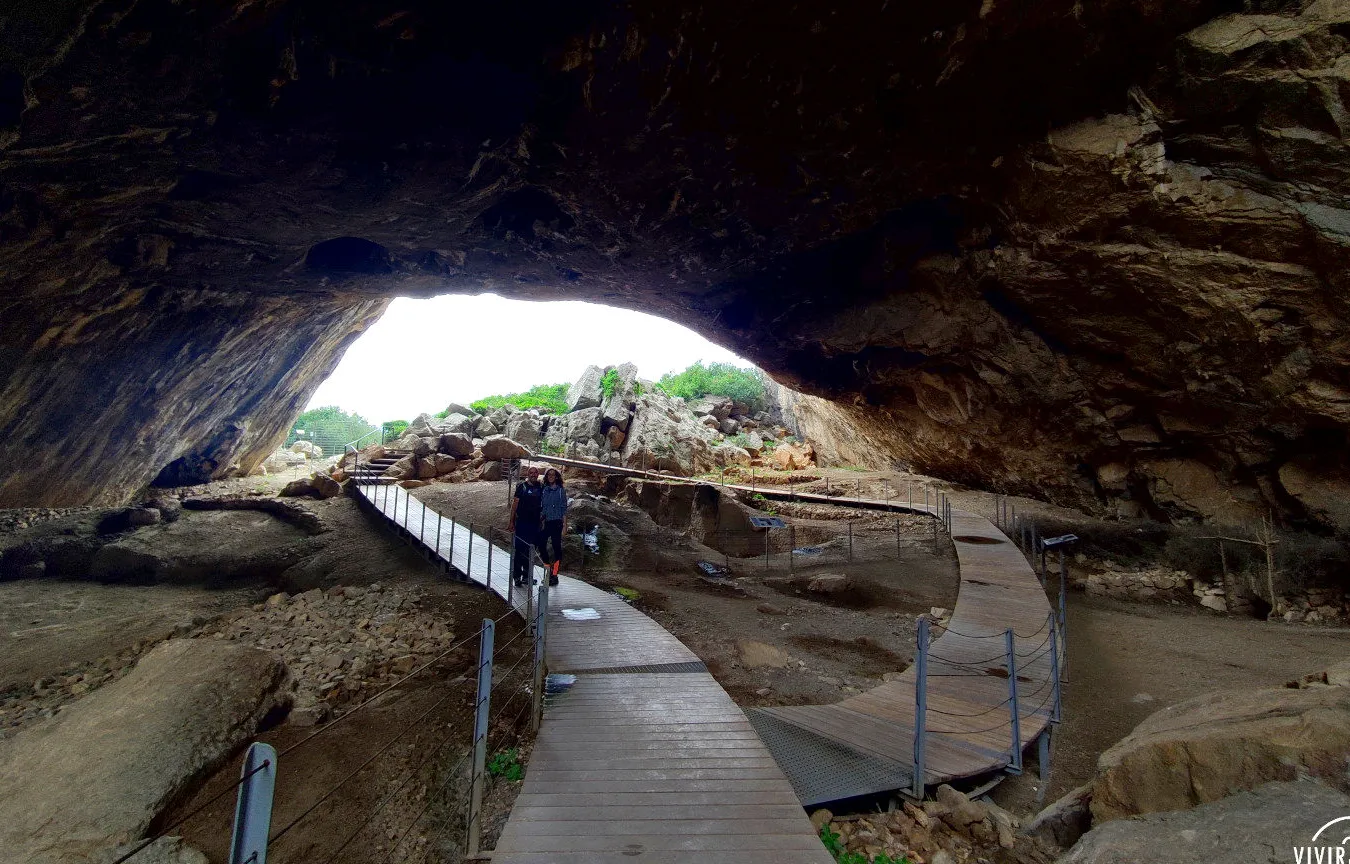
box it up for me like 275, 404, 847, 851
549, 575, 559, 586
552, 561, 560, 577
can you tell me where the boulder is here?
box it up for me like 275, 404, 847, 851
1025, 783, 1092, 849
808, 573, 853, 595
407, 412, 438, 437
0, 639, 291, 863
101, 836, 208, 864
719, 417, 739, 435
310, 472, 342, 499
480, 461, 506, 481
145, 498, 183, 523
442, 402, 476, 418
771, 442, 813, 470
1091, 684, 1350, 822
474, 416, 499, 437
438, 432, 474, 458
742, 431, 765, 454
481, 436, 531, 461
384, 455, 415, 479
1061, 781, 1350, 864
700, 414, 720, 428
545, 407, 604, 448
289, 439, 316, 455
620, 391, 720, 476
432, 454, 460, 475
600, 362, 640, 431
606, 426, 627, 450
504, 414, 543, 450
488, 407, 510, 428
566, 365, 605, 411
126, 507, 161, 527
278, 477, 317, 497
566, 440, 603, 461
392, 433, 423, 453
398, 479, 430, 489
438, 412, 477, 436
712, 443, 752, 467
415, 457, 438, 480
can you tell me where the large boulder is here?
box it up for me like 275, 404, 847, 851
90, 509, 312, 582
545, 407, 604, 448
1091, 684, 1350, 823
437, 412, 477, 436
504, 413, 543, 450
474, 416, 499, 438
384, 454, 415, 479
442, 402, 476, 418
1061, 781, 1350, 864
289, 439, 316, 456
0, 639, 292, 863
481, 436, 531, 461
600, 362, 639, 432
406, 412, 438, 437
566, 365, 605, 411
712, 443, 752, 467
620, 391, 719, 476
771, 442, 813, 471
438, 432, 474, 458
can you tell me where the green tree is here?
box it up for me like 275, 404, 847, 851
657, 361, 765, 410
469, 383, 570, 415
289, 406, 379, 451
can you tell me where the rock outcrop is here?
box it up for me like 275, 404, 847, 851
1062, 780, 1350, 864
4, 0, 1350, 529
0, 639, 291, 863
1090, 683, 1350, 822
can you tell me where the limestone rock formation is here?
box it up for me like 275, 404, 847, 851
3, 0, 1350, 530
566, 366, 605, 412
0, 639, 292, 863
1061, 781, 1350, 864
1091, 683, 1350, 822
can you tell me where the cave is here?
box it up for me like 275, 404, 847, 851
3, 0, 1350, 532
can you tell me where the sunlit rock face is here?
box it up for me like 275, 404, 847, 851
2, 0, 1348, 530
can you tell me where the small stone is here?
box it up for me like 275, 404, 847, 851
809, 809, 833, 831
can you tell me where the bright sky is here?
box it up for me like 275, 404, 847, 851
307, 294, 752, 422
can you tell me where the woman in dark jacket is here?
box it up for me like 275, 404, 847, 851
540, 468, 568, 584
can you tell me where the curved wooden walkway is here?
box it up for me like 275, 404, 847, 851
353, 458, 1059, 856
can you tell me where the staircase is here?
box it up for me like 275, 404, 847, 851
348, 449, 409, 485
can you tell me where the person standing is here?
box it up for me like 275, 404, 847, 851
510, 466, 544, 585
540, 468, 568, 585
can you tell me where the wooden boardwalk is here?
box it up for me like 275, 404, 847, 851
354, 461, 1057, 850
353, 483, 833, 862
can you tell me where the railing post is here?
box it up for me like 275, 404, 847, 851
1049, 611, 1063, 724
486, 530, 495, 589
420, 502, 426, 544
1005, 628, 1023, 775
788, 524, 795, 574
466, 618, 495, 857
764, 529, 770, 572
532, 579, 550, 732
895, 516, 901, 559
466, 523, 475, 582
848, 520, 854, 562
1058, 549, 1068, 658
911, 616, 929, 799
506, 531, 515, 607
228, 741, 277, 864
436, 512, 442, 557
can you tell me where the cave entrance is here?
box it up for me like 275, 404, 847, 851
304, 292, 752, 435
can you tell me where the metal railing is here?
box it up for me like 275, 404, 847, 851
909, 502, 1066, 799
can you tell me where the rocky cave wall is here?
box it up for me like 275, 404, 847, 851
3, 0, 1350, 531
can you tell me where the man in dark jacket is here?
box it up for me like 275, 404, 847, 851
510, 466, 544, 585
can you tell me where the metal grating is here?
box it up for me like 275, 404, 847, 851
747, 708, 914, 807
560, 660, 708, 675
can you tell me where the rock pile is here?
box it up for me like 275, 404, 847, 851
209, 583, 461, 725
816, 784, 1050, 864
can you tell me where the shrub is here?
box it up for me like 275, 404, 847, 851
657, 361, 765, 410
383, 419, 409, 440
601, 368, 620, 401
469, 383, 570, 415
